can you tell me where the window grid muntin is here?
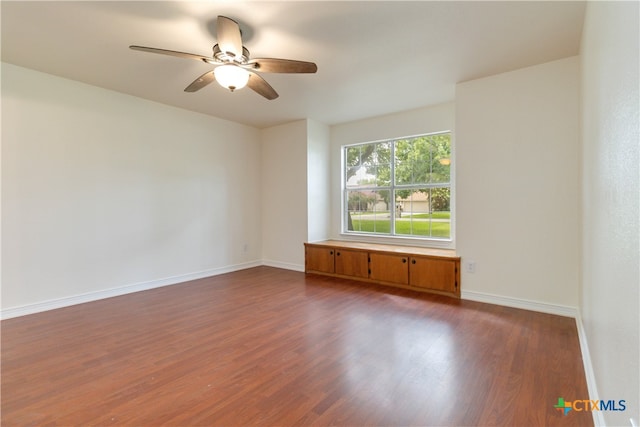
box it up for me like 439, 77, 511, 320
343, 132, 451, 240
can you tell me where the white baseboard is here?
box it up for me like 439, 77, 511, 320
6, 270, 579, 320
461, 289, 579, 318
575, 313, 605, 427
261, 259, 305, 272
0, 260, 262, 320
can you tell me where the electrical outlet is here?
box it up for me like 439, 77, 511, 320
465, 260, 476, 273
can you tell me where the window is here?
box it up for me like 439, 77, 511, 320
343, 132, 452, 240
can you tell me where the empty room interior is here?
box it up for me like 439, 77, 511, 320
1, 1, 638, 426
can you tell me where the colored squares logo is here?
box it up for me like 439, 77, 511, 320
554, 398, 572, 415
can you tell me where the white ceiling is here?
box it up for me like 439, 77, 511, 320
1, 1, 585, 128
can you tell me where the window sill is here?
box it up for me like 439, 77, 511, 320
338, 232, 455, 250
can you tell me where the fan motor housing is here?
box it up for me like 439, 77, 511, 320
213, 44, 250, 64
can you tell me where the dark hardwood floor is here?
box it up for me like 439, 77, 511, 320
2, 266, 591, 426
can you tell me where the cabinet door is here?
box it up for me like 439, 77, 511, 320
335, 248, 369, 279
409, 256, 458, 293
369, 253, 409, 285
305, 246, 335, 273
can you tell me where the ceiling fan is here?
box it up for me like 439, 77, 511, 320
130, 16, 317, 100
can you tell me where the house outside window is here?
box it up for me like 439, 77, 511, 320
343, 132, 452, 241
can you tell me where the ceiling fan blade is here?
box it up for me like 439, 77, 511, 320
129, 45, 215, 64
248, 58, 318, 74
184, 71, 216, 92
217, 16, 243, 59
247, 71, 279, 100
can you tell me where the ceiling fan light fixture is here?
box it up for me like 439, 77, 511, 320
214, 64, 249, 92
130, 16, 316, 100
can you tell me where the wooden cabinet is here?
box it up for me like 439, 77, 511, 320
304, 241, 460, 298
409, 256, 459, 294
305, 245, 335, 274
335, 248, 369, 279
369, 253, 409, 285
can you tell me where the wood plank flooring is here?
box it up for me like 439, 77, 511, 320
2, 266, 592, 426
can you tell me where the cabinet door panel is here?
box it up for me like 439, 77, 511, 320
305, 246, 335, 273
335, 249, 369, 278
410, 257, 457, 293
369, 253, 409, 284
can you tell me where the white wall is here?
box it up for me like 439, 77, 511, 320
1, 63, 262, 314
581, 2, 639, 425
260, 120, 308, 270
307, 119, 331, 243
456, 57, 581, 312
329, 103, 455, 246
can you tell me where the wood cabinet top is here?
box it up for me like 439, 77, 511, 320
305, 240, 459, 260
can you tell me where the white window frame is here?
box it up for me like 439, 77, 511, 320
340, 131, 455, 249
